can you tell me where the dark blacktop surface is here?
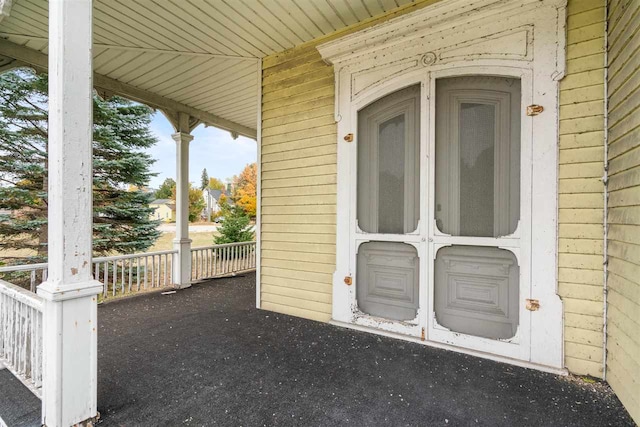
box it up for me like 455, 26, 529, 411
1, 272, 635, 426
0, 367, 41, 427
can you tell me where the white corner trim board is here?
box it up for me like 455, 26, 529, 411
318, 0, 567, 371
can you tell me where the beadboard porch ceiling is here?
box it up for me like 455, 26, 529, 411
0, 0, 418, 138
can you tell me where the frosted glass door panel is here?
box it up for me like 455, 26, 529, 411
435, 77, 521, 237
358, 85, 420, 234
434, 245, 519, 339
459, 103, 495, 236
357, 242, 419, 321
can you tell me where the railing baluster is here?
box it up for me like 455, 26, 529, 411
111, 260, 116, 297
213, 247, 218, 276
104, 262, 108, 298
120, 259, 125, 294
144, 256, 148, 289
195, 250, 199, 280
150, 255, 155, 288
164, 254, 168, 287
205, 248, 210, 278
128, 259, 133, 293
30, 271, 36, 293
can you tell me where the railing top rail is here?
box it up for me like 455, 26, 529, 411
191, 241, 256, 250
93, 249, 177, 263
0, 263, 48, 273
0, 250, 179, 274
0, 279, 43, 310
0, 242, 255, 275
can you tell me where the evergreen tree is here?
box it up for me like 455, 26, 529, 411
200, 168, 209, 190
214, 206, 254, 244
155, 177, 175, 199
0, 69, 161, 266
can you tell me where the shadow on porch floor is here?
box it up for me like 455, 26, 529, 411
0, 273, 633, 426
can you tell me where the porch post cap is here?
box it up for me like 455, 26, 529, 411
172, 132, 194, 143
37, 279, 103, 302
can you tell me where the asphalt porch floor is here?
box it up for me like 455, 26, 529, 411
96, 273, 633, 426
1, 273, 634, 426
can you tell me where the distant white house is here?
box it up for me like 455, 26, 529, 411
202, 188, 224, 222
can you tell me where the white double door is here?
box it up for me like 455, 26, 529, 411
350, 72, 532, 361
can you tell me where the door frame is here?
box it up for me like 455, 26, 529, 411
426, 65, 532, 361
319, 0, 567, 370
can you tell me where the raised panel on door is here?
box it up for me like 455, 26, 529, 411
357, 242, 419, 321
434, 245, 519, 339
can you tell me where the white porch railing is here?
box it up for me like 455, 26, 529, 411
0, 241, 256, 299
191, 242, 257, 282
0, 250, 177, 298
0, 279, 43, 395
94, 250, 177, 298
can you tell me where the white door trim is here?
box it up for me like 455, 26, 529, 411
318, 0, 567, 370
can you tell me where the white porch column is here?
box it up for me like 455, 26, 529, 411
172, 113, 193, 289
37, 0, 102, 426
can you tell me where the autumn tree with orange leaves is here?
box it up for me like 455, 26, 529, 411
232, 163, 257, 218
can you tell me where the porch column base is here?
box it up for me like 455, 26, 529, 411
37, 280, 102, 427
173, 238, 192, 289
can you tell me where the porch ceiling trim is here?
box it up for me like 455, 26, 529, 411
0, 38, 257, 139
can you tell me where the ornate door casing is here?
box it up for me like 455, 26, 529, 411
318, 0, 567, 371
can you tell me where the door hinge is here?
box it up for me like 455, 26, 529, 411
344, 275, 352, 286
344, 133, 354, 142
526, 299, 540, 311
526, 105, 544, 116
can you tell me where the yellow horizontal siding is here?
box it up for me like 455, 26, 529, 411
260, 45, 337, 321
606, 0, 640, 421
259, 0, 442, 322
557, 0, 606, 379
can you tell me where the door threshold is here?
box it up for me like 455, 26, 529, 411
330, 320, 568, 376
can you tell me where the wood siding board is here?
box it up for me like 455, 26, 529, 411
565, 312, 607, 331
606, 1, 640, 422
559, 224, 604, 240
564, 356, 603, 377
